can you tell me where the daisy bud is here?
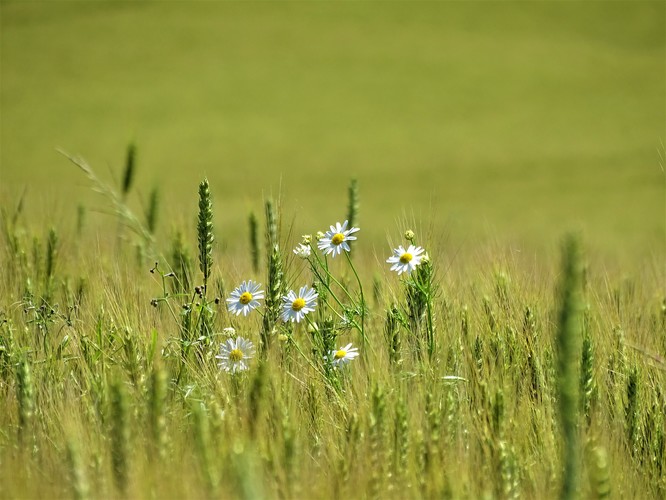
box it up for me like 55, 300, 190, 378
404, 229, 415, 241
301, 234, 312, 244
223, 327, 236, 337
277, 333, 289, 342
316, 231, 325, 241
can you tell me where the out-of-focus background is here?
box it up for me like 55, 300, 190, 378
1, 1, 664, 261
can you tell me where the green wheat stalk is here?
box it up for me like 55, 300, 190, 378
261, 200, 284, 352
121, 142, 136, 200
249, 211, 260, 274
197, 178, 214, 293
556, 234, 583, 500
346, 178, 359, 230
110, 379, 130, 495
145, 185, 160, 235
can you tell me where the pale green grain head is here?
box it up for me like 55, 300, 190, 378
197, 178, 214, 291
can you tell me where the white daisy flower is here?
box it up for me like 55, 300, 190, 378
329, 343, 360, 367
216, 336, 255, 373
281, 285, 318, 323
293, 243, 311, 259
317, 220, 360, 257
386, 244, 426, 275
226, 280, 264, 316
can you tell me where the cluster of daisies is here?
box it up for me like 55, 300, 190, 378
216, 221, 426, 374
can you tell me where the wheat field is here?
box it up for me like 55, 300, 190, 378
1, 2, 665, 499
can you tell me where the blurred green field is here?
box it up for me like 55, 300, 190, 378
1, 1, 664, 262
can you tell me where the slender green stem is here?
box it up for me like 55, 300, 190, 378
288, 333, 326, 379
345, 251, 366, 344
308, 243, 357, 305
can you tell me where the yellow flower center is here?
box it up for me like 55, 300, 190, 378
399, 252, 413, 264
331, 233, 345, 245
334, 349, 347, 359
292, 298, 306, 311
229, 348, 244, 362
239, 292, 253, 305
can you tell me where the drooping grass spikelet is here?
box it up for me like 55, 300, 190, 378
346, 178, 359, 229
556, 234, 584, 500
62, 151, 155, 246
145, 185, 160, 235
248, 211, 260, 274
197, 178, 214, 292
261, 200, 284, 352
121, 142, 136, 199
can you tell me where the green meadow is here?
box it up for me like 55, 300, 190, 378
1, 1, 665, 499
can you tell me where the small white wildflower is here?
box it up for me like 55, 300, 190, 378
293, 243, 311, 259
386, 245, 426, 275
226, 280, 264, 316
329, 343, 360, 367
216, 337, 255, 373
317, 220, 360, 257
281, 285, 318, 323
